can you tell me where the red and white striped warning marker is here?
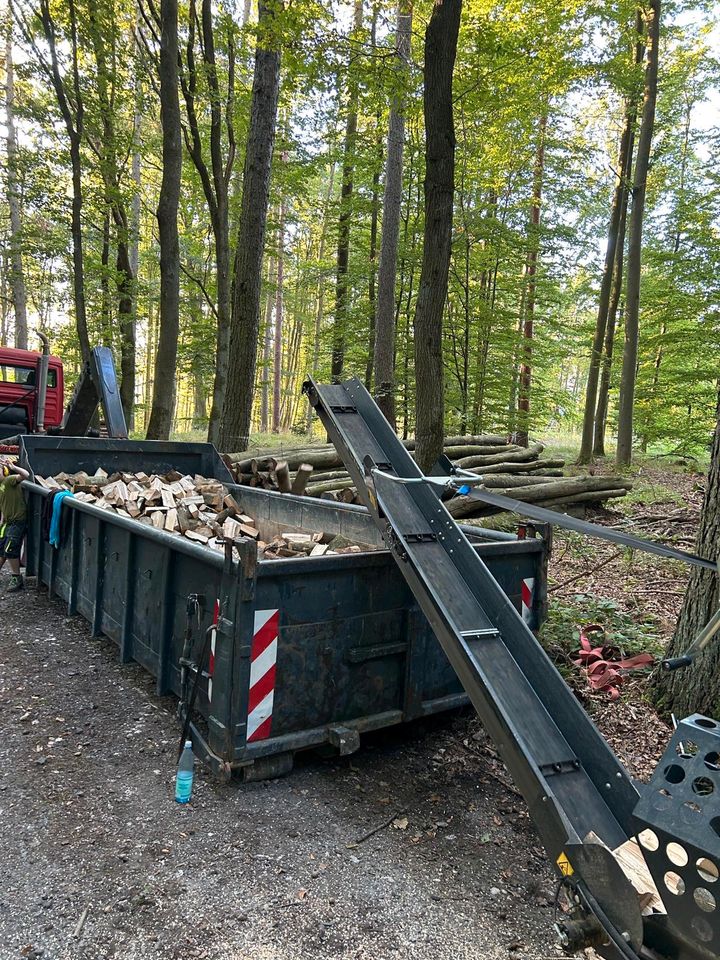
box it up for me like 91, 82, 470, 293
247, 608, 280, 742
521, 578, 534, 624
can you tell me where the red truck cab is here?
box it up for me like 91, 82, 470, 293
0, 346, 65, 439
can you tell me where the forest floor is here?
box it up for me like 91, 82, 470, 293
0, 451, 704, 960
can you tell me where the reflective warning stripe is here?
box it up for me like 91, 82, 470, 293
247, 609, 280, 742
207, 600, 220, 702
521, 578, 534, 624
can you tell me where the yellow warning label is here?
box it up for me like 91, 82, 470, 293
556, 852, 574, 876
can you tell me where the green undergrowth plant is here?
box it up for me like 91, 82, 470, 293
539, 593, 665, 682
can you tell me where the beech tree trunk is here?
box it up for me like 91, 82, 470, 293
579, 12, 644, 463
146, 0, 183, 439
273, 197, 285, 433
306, 164, 336, 432
331, 0, 363, 382
260, 258, 274, 434
616, 0, 660, 467
593, 225, 627, 457
181, 0, 237, 447
4, 7, 28, 349
515, 111, 547, 447
413, 0, 462, 473
653, 390, 720, 718
29, 0, 90, 358
125, 94, 142, 431
578, 105, 635, 461
373, 0, 412, 427
219, 0, 280, 452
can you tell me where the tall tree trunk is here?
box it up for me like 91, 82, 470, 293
578, 13, 644, 463
100, 210, 112, 341
116, 208, 135, 424
373, 0, 412, 427
594, 93, 638, 458
593, 222, 628, 457
616, 0, 660, 467
273, 198, 285, 433
260, 258, 275, 433
413, 0, 462, 473
330, 0, 363, 382
146, 0, 183, 439
306, 163, 336, 432
365, 136, 381, 389
652, 389, 720, 717
4, 7, 28, 349
183, 0, 237, 447
515, 111, 547, 447
219, 0, 280, 452
126, 62, 142, 432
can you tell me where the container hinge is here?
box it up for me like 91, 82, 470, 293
540, 759, 581, 776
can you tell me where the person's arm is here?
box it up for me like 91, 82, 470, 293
8, 462, 30, 481
0, 458, 29, 482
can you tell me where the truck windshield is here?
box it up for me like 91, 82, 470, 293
0, 365, 57, 388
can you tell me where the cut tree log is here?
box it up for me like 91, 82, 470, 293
291, 464, 313, 495
454, 442, 544, 469
274, 460, 292, 493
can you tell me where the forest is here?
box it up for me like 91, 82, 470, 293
0, 0, 719, 463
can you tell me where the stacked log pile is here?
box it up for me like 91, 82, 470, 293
225, 435, 632, 516
34, 470, 370, 560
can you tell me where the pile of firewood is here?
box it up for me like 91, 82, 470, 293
34, 469, 371, 560
225, 435, 633, 515
36, 469, 257, 551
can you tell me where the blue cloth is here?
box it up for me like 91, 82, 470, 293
49, 490, 74, 547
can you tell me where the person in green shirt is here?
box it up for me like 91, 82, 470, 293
0, 457, 30, 592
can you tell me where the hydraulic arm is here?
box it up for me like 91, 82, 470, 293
304, 376, 720, 960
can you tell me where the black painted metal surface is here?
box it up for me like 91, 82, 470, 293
633, 715, 720, 959
20, 437, 548, 780
61, 346, 128, 439
304, 376, 720, 960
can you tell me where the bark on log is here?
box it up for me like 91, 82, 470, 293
274, 460, 292, 493
306, 477, 356, 495
447, 478, 630, 518
290, 464, 313, 495
474, 458, 565, 475
480, 474, 562, 488
455, 443, 544, 468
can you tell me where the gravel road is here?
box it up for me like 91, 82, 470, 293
0, 567, 560, 960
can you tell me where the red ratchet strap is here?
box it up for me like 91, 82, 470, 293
574, 625, 654, 699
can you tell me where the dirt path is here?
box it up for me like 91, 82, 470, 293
0, 568, 558, 960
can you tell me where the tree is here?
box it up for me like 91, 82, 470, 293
86, 0, 137, 424
16, 0, 91, 359
373, 0, 412, 426
578, 11, 644, 463
218, 0, 281, 452
616, 0, 660, 467
4, 5, 28, 349
330, 0, 363, 383
515, 110, 547, 447
179, 0, 237, 445
413, 0, 462, 473
653, 390, 720, 718
146, 0, 183, 439
273, 195, 285, 432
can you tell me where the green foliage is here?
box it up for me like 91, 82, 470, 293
540, 592, 664, 673
1, 0, 718, 449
